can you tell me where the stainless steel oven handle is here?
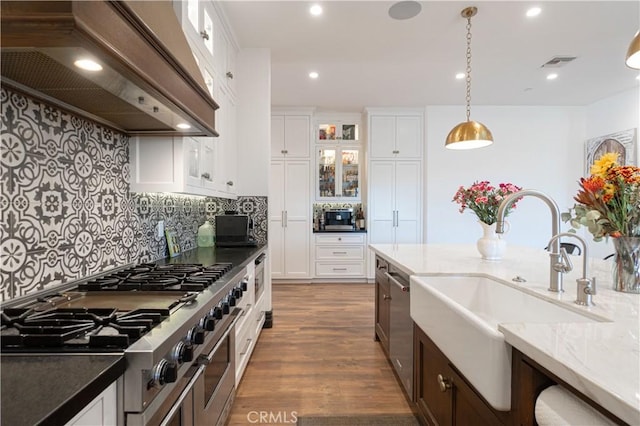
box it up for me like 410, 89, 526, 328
199, 309, 243, 364
385, 271, 409, 292
159, 364, 205, 426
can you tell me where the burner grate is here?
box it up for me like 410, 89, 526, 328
77, 262, 233, 292
1, 307, 170, 350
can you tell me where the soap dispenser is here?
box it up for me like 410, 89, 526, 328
197, 220, 214, 247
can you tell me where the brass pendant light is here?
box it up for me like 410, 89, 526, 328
445, 6, 493, 150
626, 30, 640, 69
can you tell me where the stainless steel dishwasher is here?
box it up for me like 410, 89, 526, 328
387, 265, 413, 398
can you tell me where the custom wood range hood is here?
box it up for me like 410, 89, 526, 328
1, 1, 218, 136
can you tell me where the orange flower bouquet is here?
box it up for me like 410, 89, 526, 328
562, 153, 640, 241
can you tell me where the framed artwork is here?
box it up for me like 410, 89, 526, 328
165, 227, 181, 257
585, 128, 637, 175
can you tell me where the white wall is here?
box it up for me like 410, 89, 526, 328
425, 105, 585, 250
236, 48, 271, 196
424, 85, 639, 260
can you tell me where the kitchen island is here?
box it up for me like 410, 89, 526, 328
370, 243, 640, 425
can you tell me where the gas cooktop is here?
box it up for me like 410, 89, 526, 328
0, 262, 234, 352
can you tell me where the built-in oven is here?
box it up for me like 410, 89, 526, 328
128, 307, 241, 426
254, 253, 266, 303
193, 309, 239, 426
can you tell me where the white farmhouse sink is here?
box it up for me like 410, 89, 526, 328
410, 274, 604, 411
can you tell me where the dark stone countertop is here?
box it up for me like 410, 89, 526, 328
0, 353, 126, 426
158, 244, 267, 269
0, 245, 267, 426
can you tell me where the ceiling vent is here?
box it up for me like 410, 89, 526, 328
541, 56, 577, 68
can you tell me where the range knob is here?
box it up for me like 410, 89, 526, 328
151, 359, 178, 387
228, 293, 237, 307
187, 326, 205, 345
233, 287, 243, 299
220, 300, 230, 314
210, 306, 223, 319
170, 342, 194, 364
240, 279, 248, 291
199, 315, 216, 331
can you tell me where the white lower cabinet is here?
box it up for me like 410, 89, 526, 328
65, 380, 118, 426
234, 253, 267, 386
314, 233, 366, 278
367, 160, 422, 278
269, 160, 311, 279
368, 160, 421, 244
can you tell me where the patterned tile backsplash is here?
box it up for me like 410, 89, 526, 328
0, 86, 267, 301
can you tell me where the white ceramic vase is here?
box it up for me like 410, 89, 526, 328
477, 221, 507, 261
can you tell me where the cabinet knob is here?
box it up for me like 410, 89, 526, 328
393, 150, 399, 154
226, 181, 234, 186
437, 374, 451, 392
226, 71, 234, 80
338, 237, 342, 241
200, 30, 210, 40
383, 294, 391, 300
201, 172, 211, 180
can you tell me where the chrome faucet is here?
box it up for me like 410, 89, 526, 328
496, 189, 564, 292
547, 233, 596, 306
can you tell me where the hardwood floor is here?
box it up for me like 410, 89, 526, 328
226, 283, 413, 425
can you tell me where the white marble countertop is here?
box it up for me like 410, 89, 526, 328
369, 243, 640, 425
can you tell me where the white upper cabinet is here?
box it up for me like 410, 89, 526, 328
368, 110, 423, 159
314, 114, 361, 144
271, 111, 313, 158
316, 147, 361, 200
168, 0, 238, 198
130, 135, 234, 198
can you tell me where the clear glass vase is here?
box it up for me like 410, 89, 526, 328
611, 237, 640, 293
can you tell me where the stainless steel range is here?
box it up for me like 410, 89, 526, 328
1, 261, 249, 425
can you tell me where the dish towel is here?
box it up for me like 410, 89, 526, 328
535, 385, 617, 426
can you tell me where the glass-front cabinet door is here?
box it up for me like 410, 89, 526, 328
317, 147, 360, 200
318, 148, 336, 197
341, 149, 359, 198
317, 122, 359, 142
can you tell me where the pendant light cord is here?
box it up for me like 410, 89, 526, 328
465, 16, 473, 122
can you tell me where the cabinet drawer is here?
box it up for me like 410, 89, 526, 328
315, 245, 364, 260
315, 233, 365, 244
315, 261, 365, 277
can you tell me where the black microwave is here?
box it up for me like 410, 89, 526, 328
215, 215, 256, 247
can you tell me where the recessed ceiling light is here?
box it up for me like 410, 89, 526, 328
310, 4, 322, 16
546, 73, 558, 80
636, 75, 640, 80
526, 7, 542, 17
176, 123, 191, 130
309, 71, 319, 79
388, 1, 422, 20
74, 59, 102, 71
455, 72, 466, 80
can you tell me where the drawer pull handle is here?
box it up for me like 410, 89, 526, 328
333, 268, 348, 271
240, 338, 253, 355
437, 374, 451, 392
333, 251, 347, 255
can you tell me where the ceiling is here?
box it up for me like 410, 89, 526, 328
221, 1, 640, 112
